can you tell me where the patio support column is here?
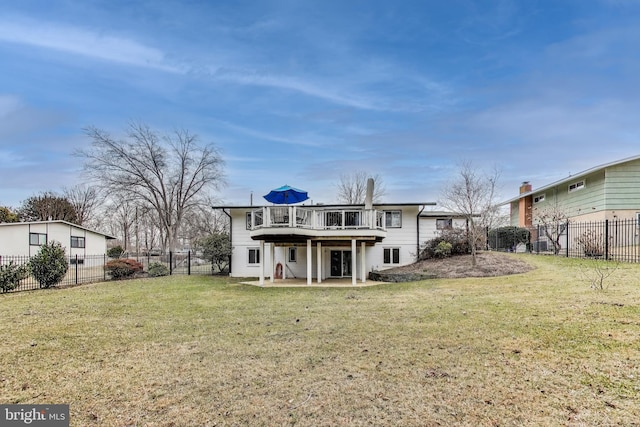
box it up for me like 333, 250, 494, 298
282, 247, 287, 280
259, 240, 265, 286
270, 243, 275, 283
316, 241, 322, 284
351, 239, 357, 286
306, 239, 312, 285
361, 241, 366, 284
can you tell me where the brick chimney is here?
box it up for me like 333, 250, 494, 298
518, 181, 533, 227
520, 181, 532, 194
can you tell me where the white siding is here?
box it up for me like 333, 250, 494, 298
228, 205, 433, 278
229, 210, 270, 277
368, 206, 419, 272
0, 221, 110, 257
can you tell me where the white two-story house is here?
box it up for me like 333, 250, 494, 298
213, 200, 447, 285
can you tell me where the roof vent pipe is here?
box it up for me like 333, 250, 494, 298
365, 178, 374, 210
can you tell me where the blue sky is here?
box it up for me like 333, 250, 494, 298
1, 0, 640, 208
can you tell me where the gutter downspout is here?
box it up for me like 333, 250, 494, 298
222, 208, 232, 275
416, 204, 426, 261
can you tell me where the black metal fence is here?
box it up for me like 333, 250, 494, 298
489, 218, 640, 262
0, 251, 225, 293
131, 252, 227, 276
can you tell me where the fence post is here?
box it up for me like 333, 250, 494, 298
605, 219, 609, 260
566, 221, 569, 258
103, 254, 106, 281
485, 226, 489, 250
169, 251, 173, 275
75, 254, 79, 285
188, 250, 191, 275
536, 225, 540, 254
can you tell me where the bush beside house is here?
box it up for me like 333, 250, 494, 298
420, 228, 470, 260
0, 262, 29, 293
105, 259, 144, 279
30, 241, 69, 288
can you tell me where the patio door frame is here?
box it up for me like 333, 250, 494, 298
330, 250, 352, 277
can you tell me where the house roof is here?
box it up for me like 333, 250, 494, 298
501, 154, 640, 205
0, 220, 116, 239
212, 202, 436, 209
419, 210, 469, 218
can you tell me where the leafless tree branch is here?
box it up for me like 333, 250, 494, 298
77, 122, 225, 252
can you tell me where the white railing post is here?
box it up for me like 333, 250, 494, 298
291, 206, 295, 227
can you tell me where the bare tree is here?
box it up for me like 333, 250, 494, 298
104, 199, 137, 251
438, 161, 500, 267
535, 201, 569, 255
64, 184, 101, 227
579, 257, 619, 290
78, 122, 225, 252
336, 170, 387, 204
180, 195, 229, 248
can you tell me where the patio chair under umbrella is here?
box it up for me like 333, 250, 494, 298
263, 185, 309, 204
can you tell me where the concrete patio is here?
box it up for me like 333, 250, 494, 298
241, 277, 387, 287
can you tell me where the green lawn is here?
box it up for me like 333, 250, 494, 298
1, 254, 639, 426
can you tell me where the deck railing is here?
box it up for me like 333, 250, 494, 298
249, 207, 385, 231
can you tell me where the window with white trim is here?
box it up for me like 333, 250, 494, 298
29, 233, 47, 246
288, 247, 297, 262
534, 194, 545, 203
71, 236, 85, 248
383, 247, 400, 264
568, 180, 585, 192
384, 210, 402, 228
248, 248, 260, 265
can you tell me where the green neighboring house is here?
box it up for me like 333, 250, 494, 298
505, 155, 640, 227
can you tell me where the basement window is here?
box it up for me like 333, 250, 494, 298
383, 248, 400, 264
248, 248, 260, 265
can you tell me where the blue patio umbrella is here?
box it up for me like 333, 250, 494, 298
263, 185, 309, 204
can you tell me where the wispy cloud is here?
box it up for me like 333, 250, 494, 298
212, 68, 389, 111
0, 17, 183, 73
0, 16, 451, 113
214, 119, 328, 147
0, 149, 34, 168
210, 65, 451, 113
